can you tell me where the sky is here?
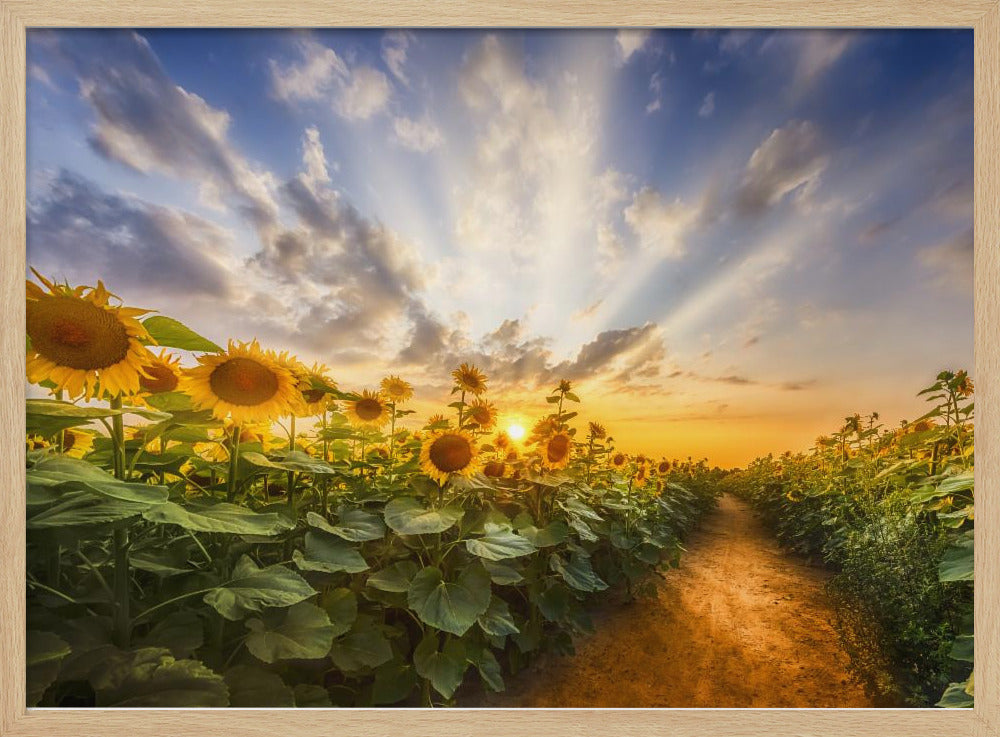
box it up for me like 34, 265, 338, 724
25, 29, 974, 466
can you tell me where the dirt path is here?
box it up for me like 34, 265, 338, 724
466, 494, 876, 708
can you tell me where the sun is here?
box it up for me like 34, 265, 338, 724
507, 423, 526, 442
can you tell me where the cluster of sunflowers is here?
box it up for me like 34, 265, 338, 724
24, 272, 723, 708
724, 370, 975, 709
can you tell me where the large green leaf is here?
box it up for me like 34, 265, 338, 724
319, 587, 358, 638
294, 684, 332, 707
468, 645, 504, 693
481, 559, 524, 585
142, 315, 222, 353
223, 665, 295, 707
241, 451, 337, 475
372, 659, 418, 705
306, 509, 386, 542
519, 520, 569, 548
366, 561, 420, 592
143, 499, 294, 536
465, 524, 537, 561
477, 596, 520, 637
28, 490, 150, 529
203, 556, 315, 620
951, 634, 974, 663
937, 680, 975, 708
136, 611, 203, 658
407, 563, 492, 636
293, 531, 369, 574
27, 399, 170, 437
245, 602, 337, 663
939, 531, 974, 582
412, 632, 468, 699
28, 456, 169, 506
26, 630, 71, 706
384, 497, 464, 535
328, 618, 393, 672
550, 552, 608, 592
95, 648, 228, 707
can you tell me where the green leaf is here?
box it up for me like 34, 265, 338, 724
26, 399, 170, 436
28, 490, 151, 529
536, 582, 572, 621
465, 523, 536, 561
372, 660, 417, 705
143, 499, 294, 536
328, 619, 393, 672
384, 497, 465, 535
28, 456, 169, 507
136, 611, 203, 658
468, 646, 505, 692
366, 561, 420, 592
142, 315, 222, 353
241, 451, 337, 475
245, 602, 337, 663
560, 497, 603, 521
550, 552, 607, 592
293, 531, 369, 574
413, 632, 468, 699
306, 509, 386, 542
481, 560, 524, 586
477, 597, 520, 637
203, 556, 315, 620
951, 634, 974, 663
319, 587, 358, 638
939, 531, 974, 582
518, 520, 569, 547
223, 665, 295, 707
294, 684, 332, 707
95, 648, 228, 707
27, 631, 71, 706
407, 563, 492, 636
937, 680, 974, 708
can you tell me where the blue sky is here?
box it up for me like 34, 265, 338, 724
25, 29, 973, 464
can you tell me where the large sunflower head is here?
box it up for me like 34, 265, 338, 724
380, 374, 414, 403
26, 272, 155, 399
466, 399, 497, 431
588, 422, 607, 440
610, 451, 628, 469
345, 389, 390, 429
181, 339, 300, 424
657, 460, 671, 475
137, 349, 182, 396
541, 431, 572, 470
451, 362, 488, 396
293, 362, 335, 417
420, 428, 480, 484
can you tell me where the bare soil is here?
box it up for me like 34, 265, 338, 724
464, 494, 876, 707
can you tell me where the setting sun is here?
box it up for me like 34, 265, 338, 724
507, 423, 526, 441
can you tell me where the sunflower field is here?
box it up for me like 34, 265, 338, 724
723, 370, 975, 708
24, 272, 720, 708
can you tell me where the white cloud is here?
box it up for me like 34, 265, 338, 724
736, 120, 828, 215
270, 37, 392, 121
698, 91, 716, 118
381, 30, 415, 84
335, 66, 392, 120
615, 29, 652, 65
918, 227, 973, 293
646, 71, 664, 114
623, 186, 698, 259
300, 126, 330, 190
392, 114, 444, 152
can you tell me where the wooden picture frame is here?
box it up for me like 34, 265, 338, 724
1, 1, 997, 735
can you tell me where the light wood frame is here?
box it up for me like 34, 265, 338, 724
0, 2, 996, 735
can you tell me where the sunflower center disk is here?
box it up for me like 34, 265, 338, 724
429, 434, 473, 472
302, 389, 326, 404
27, 296, 131, 370
547, 435, 570, 463
140, 364, 179, 393
209, 357, 280, 406
354, 398, 383, 421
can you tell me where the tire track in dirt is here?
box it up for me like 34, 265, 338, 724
464, 494, 875, 707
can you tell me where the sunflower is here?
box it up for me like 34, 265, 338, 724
137, 349, 182, 396
181, 339, 300, 424
466, 399, 498, 431
27, 428, 95, 458
493, 431, 511, 450
380, 375, 414, 403
26, 272, 155, 399
657, 460, 671, 474
556, 379, 573, 394
633, 463, 650, 488
452, 362, 488, 396
541, 431, 572, 470
529, 417, 559, 443
610, 451, 628, 469
294, 362, 335, 417
366, 444, 391, 461
420, 428, 480, 484
483, 460, 506, 478
345, 389, 390, 429
425, 414, 450, 429
955, 370, 974, 398
588, 422, 607, 440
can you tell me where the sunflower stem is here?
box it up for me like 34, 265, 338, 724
321, 410, 330, 516
108, 394, 131, 647
287, 415, 296, 509
227, 424, 241, 503
388, 402, 397, 484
